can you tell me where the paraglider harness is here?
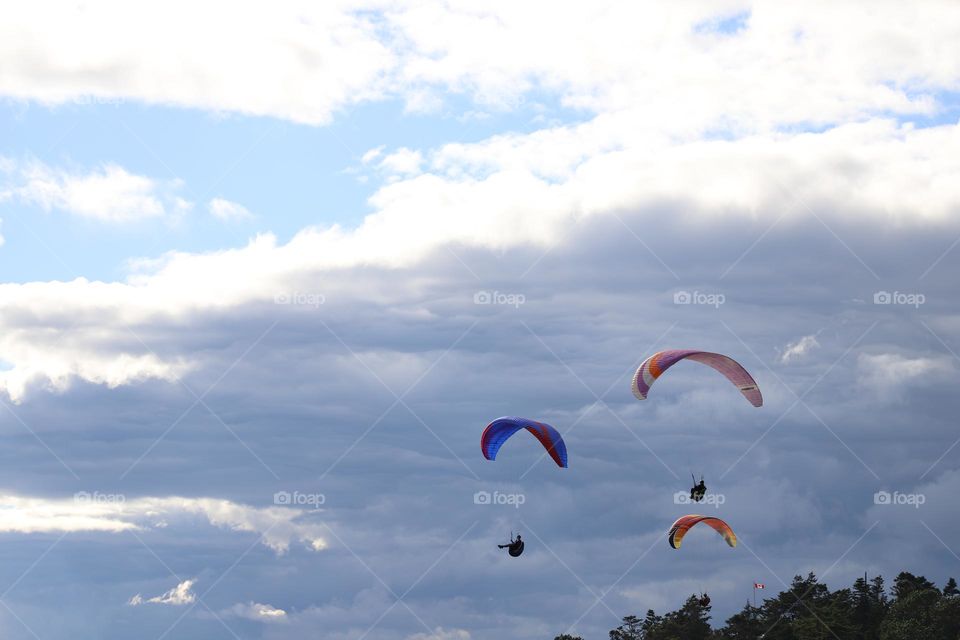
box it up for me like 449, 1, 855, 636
498, 532, 524, 557
690, 474, 707, 503
698, 592, 711, 607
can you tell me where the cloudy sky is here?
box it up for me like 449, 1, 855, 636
1, 1, 959, 638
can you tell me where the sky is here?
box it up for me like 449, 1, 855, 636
0, 1, 959, 638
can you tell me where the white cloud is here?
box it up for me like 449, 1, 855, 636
0, 5, 958, 404
129, 579, 196, 606
0, 494, 328, 554
0, 325, 191, 403
2, 119, 959, 402
857, 352, 954, 397
6, 159, 189, 222
1, 2, 956, 130
379, 148, 423, 176
362, 145, 385, 164
208, 197, 254, 221
0, 494, 139, 534
221, 601, 288, 622
0, 2, 394, 125
780, 334, 820, 363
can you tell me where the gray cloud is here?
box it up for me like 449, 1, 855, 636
2, 202, 959, 638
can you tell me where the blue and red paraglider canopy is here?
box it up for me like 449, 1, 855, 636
480, 417, 568, 468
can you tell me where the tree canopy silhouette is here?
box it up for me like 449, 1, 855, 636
555, 570, 960, 640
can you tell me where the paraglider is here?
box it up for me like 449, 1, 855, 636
690, 474, 707, 502
480, 417, 568, 468
668, 515, 737, 549
698, 592, 711, 607
631, 350, 762, 407
498, 533, 524, 557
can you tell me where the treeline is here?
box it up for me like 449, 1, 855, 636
554, 571, 960, 639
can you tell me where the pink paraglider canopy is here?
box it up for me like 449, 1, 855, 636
631, 349, 762, 407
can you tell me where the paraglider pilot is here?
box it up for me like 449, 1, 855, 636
498, 533, 524, 557
690, 474, 707, 502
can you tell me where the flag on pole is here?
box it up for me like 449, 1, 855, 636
754, 583, 765, 589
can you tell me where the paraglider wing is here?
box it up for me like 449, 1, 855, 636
632, 349, 762, 407
668, 515, 737, 549
480, 417, 568, 468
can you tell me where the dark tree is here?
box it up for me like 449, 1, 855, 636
718, 602, 764, 639
943, 578, 959, 597
640, 610, 662, 639
880, 587, 941, 639
551, 569, 960, 640
891, 572, 936, 601
609, 614, 645, 640
655, 595, 712, 640
850, 574, 888, 639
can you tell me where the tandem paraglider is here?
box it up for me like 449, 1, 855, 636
690, 474, 707, 503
